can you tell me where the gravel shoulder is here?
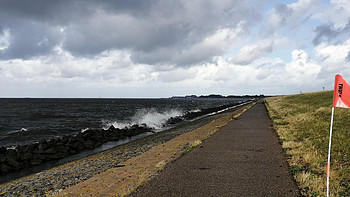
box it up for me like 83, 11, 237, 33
0, 102, 252, 197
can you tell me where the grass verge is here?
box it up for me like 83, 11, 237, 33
265, 91, 350, 197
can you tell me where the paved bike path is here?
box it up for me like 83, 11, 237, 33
129, 101, 301, 196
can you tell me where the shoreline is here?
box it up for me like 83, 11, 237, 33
0, 101, 251, 182
55, 102, 255, 196
0, 102, 252, 196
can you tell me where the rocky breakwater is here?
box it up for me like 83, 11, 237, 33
164, 103, 241, 125
0, 125, 152, 174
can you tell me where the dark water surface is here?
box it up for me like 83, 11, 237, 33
0, 98, 247, 148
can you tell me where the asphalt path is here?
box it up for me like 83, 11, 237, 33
129, 100, 302, 197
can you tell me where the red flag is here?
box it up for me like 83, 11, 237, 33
333, 75, 350, 108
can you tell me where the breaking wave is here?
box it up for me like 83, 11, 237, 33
103, 108, 184, 130
6, 128, 28, 135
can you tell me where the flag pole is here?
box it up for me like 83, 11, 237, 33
327, 107, 335, 197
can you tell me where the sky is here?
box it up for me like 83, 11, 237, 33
0, 0, 350, 98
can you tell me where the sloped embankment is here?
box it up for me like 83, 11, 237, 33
265, 91, 350, 196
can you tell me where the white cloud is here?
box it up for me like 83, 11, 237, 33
174, 27, 243, 65
232, 39, 274, 65
312, 0, 350, 45
314, 39, 350, 80
285, 50, 321, 85
1, 0, 350, 97
315, 0, 350, 29
0, 48, 152, 85
315, 39, 350, 65
0, 28, 10, 50
266, 0, 320, 35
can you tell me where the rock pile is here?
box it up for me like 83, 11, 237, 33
0, 125, 152, 174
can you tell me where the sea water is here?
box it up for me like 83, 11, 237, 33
0, 98, 246, 148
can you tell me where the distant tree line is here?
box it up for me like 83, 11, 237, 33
171, 94, 265, 99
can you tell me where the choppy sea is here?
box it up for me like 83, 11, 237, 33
0, 98, 247, 148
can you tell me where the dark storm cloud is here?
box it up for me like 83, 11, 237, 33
0, 0, 150, 24
0, 20, 61, 59
62, 0, 256, 61
0, 0, 262, 65
0, 0, 84, 59
0, 0, 151, 59
313, 21, 350, 45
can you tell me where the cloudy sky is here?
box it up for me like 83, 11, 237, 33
0, 0, 349, 98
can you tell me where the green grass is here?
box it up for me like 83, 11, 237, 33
265, 91, 350, 197
181, 140, 202, 156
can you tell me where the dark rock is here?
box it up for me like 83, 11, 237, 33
0, 146, 6, 154
48, 153, 66, 160
66, 138, 78, 147
0, 154, 6, 163
44, 147, 58, 154
65, 135, 74, 142
94, 132, 105, 141
16, 145, 26, 154
69, 149, 77, 154
75, 132, 84, 140
101, 130, 109, 138
30, 159, 42, 166
84, 140, 96, 149
83, 130, 94, 140
37, 140, 49, 151
0, 163, 10, 173
6, 151, 19, 163
108, 125, 116, 131
21, 152, 33, 160
94, 141, 103, 148
33, 150, 45, 154
7, 158, 21, 169
72, 141, 85, 151
56, 144, 69, 154
109, 131, 122, 140
1, 115, 155, 174
32, 153, 47, 161
6, 149, 17, 157
47, 138, 57, 146
165, 116, 183, 125
23, 144, 36, 153
59, 135, 73, 146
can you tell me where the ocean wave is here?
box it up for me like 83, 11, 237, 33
102, 108, 183, 130
81, 128, 89, 133
6, 128, 28, 135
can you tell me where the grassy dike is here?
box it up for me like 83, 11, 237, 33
265, 91, 350, 196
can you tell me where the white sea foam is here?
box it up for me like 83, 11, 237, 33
133, 108, 183, 129
102, 121, 130, 130
103, 108, 183, 130
6, 128, 28, 135
189, 109, 200, 113
81, 128, 89, 133
6, 145, 18, 150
